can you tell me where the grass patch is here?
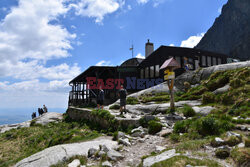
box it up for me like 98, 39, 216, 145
109, 104, 120, 110
148, 120, 162, 135
0, 121, 100, 167
181, 104, 196, 117
50, 155, 87, 167
126, 97, 140, 105
231, 148, 250, 167
176, 139, 210, 152
150, 155, 221, 167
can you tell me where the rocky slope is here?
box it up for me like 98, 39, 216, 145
196, 0, 250, 60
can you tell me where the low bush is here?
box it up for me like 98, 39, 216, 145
126, 97, 140, 105
148, 120, 162, 134
109, 104, 120, 110
182, 104, 196, 117
230, 78, 246, 88
244, 138, 250, 147
231, 148, 250, 166
226, 136, 242, 147
215, 148, 230, 159
202, 92, 215, 104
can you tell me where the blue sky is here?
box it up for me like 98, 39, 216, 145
0, 0, 227, 109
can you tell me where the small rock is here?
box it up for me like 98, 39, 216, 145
68, 159, 80, 167
117, 131, 125, 139
138, 138, 145, 143
101, 145, 110, 153
98, 150, 106, 157
80, 165, 86, 167
88, 148, 98, 158
155, 146, 165, 153
186, 165, 193, 167
226, 131, 241, 138
211, 137, 225, 147
102, 161, 112, 167
119, 138, 131, 146
237, 143, 245, 148
159, 129, 173, 137
107, 149, 124, 161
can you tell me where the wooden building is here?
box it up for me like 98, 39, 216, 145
69, 41, 228, 106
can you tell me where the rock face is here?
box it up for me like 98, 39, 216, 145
143, 149, 180, 167
196, 0, 250, 60
0, 112, 63, 133
175, 61, 250, 90
15, 137, 117, 167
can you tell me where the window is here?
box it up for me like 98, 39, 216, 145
155, 65, 160, 77
145, 67, 149, 78
207, 56, 211, 66
218, 58, 222, 64
188, 58, 194, 63
150, 66, 154, 78
140, 69, 144, 79
175, 56, 181, 66
213, 57, 217, 65
202, 56, 206, 66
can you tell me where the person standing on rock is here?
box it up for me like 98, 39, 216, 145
97, 86, 104, 110
43, 105, 48, 113
119, 85, 127, 115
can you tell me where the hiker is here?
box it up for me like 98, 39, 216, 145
31, 112, 36, 119
119, 84, 127, 115
43, 105, 48, 113
38, 108, 44, 116
183, 57, 189, 71
97, 86, 104, 110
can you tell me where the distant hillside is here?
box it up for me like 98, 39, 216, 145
196, 0, 250, 60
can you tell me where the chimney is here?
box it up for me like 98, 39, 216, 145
145, 39, 154, 58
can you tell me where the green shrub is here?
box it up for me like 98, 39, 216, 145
206, 74, 229, 91
148, 120, 162, 134
109, 104, 120, 110
220, 93, 235, 105
126, 97, 139, 105
215, 148, 230, 159
139, 116, 156, 127
170, 133, 180, 142
230, 78, 246, 88
244, 138, 250, 147
202, 92, 215, 104
112, 131, 118, 141
198, 117, 218, 136
182, 104, 196, 117
231, 148, 250, 166
173, 119, 192, 133
226, 136, 241, 147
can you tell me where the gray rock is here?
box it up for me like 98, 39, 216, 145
211, 137, 225, 147
226, 131, 241, 139
15, 137, 117, 167
237, 143, 245, 148
118, 138, 131, 146
143, 149, 180, 167
98, 151, 106, 157
117, 131, 125, 139
192, 106, 215, 116
0, 112, 63, 134
68, 159, 80, 167
213, 85, 230, 95
88, 148, 98, 158
165, 113, 184, 121
102, 161, 112, 167
159, 128, 173, 137
155, 146, 166, 153
107, 149, 124, 161
101, 145, 110, 153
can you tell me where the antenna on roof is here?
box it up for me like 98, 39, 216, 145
129, 43, 134, 58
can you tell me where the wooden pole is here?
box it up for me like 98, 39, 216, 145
167, 68, 175, 112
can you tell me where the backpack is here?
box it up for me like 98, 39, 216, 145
119, 89, 126, 99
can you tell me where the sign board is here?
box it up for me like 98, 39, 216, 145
164, 72, 175, 80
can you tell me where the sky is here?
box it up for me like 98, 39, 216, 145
0, 0, 228, 110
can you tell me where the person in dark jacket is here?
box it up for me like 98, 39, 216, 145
119, 85, 127, 115
97, 86, 104, 110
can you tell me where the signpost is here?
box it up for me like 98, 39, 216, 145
160, 58, 181, 112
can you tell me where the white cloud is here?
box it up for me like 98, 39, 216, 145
71, 0, 123, 23
153, 0, 166, 7
218, 7, 222, 14
137, 0, 149, 4
180, 33, 205, 48
169, 44, 175, 46
0, 0, 81, 108
96, 60, 113, 66
136, 53, 145, 59
127, 5, 132, 10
